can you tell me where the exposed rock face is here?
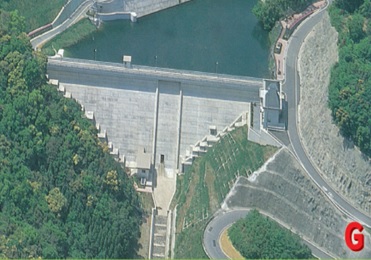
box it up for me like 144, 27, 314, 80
224, 149, 371, 258
298, 12, 371, 215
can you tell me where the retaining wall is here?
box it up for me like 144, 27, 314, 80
224, 149, 371, 258
95, 0, 192, 20
97, 12, 132, 21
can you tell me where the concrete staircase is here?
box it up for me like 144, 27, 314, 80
151, 215, 168, 259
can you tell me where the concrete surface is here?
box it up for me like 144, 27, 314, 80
123, 0, 192, 17
207, 149, 371, 258
48, 58, 262, 172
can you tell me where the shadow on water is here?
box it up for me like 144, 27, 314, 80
252, 23, 270, 50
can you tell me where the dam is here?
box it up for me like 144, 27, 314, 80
47, 57, 263, 176
38, 1, 281, 258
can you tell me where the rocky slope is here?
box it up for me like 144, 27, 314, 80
297, 12, 371, 215
223, 149, 371, 258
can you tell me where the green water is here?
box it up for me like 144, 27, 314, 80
65, 0, 270, 77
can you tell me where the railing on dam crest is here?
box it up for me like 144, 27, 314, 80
48, 57, 264, 87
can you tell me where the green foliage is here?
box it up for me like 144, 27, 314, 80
348, 13, 366, 42
174, 127, 277, 259
228, 210, 312, 259
0, 9, 141, 258
42, 18, 96, 56
335, 0, 365, 13
328, 4, 371, 156
360, 0, 371, 18
252, 0, 314, 31
0, 0, 66, 31
175, 220, 208, 259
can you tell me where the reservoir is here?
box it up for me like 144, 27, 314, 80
65, 0, 270, 77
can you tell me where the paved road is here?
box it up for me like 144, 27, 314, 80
203, 1, 371, 259
47, 57, 262, 103
30, 0, 93, 49
203, 209, 334, 259
283, 5, 371, 227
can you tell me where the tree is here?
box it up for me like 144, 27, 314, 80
0, 9, 142, 258
45, 187, 67, 214
336, 0, 365, 13
228, 210, 312, 259
328, 3, 371, 157
348, 13, 366, 42
8, 10, 25, 35
252, 0, 315, 31
253, 1, 282, 31
360, 0, 371, 17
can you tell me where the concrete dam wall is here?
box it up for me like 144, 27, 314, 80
47, 57, 262, 173
96, 0, 192, 18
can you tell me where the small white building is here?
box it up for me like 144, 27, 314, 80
130, 148, 152, 187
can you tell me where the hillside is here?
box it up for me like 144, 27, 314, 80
0, 0, 66, 32
0, 10, 141, 258
173, 126, 277, 258
252, 0, 315, 30
328, 0, 371, 156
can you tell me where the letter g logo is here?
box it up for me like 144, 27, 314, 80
345, 222, 364, 251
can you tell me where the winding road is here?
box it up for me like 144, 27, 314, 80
29, 0, 370, 257
30, 0, 93, 49
284, 4, 371, 227
203, 0, 371, 258
203, 209, 334, 259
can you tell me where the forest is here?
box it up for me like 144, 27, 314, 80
252, 0, 316, 30
328, 0, 371, 156
0, 9, 142, 258
228, 210, 312, 259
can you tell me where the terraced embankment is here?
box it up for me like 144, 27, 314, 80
223, 149, 371, 258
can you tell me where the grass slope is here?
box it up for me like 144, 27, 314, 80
173, 126, 277, 258
42, 18, 96, 55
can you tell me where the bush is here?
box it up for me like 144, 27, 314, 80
228, 210, 312, 259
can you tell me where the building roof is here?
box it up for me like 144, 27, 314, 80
136, 148, 151, 170
265, 81, 280, 110
261, 80, 285, 130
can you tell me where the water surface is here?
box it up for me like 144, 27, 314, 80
65, 0, 270, 77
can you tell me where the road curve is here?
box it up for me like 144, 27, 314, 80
203, 1, 371, 259
203, 210, 250, 259
283, 4, 371, 227
203, 209, 333, 259
30, 0, 93, 49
